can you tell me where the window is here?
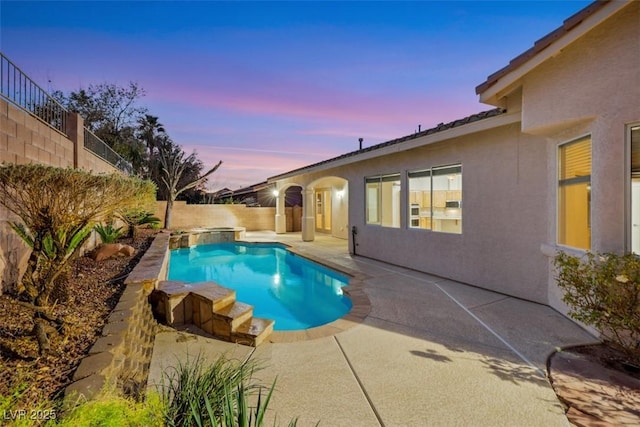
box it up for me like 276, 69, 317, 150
365, 174, 401, 228
558, 136, 591, 249
408, 164, 462, 234
630, 125, 640, 253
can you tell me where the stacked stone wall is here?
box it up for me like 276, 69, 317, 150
0, 99, 74, 167
64, 232, 170, 402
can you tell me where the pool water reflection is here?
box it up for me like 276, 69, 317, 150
168, 242, 352, 330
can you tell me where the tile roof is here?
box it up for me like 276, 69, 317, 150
475, 0, 611, 95
269, 108, 506, 181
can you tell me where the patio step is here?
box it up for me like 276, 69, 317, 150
151, 281, 273, 346
190, 286, 237, 312
232, 317, 275, 347
211, 301, 254, 340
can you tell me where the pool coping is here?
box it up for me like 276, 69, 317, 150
152, 232, 371, 344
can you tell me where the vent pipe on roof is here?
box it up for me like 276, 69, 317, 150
359, 138, 363, 150
418, 124, 421, 132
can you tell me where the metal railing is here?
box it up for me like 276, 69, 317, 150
84, 129, 134, 175
0, 52, 67, 134
1, 51, 133, 175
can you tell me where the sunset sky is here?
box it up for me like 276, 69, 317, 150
1, 1, 591, 190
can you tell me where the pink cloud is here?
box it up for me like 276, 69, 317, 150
143, 66, 479, 132
183, 144, 320, 191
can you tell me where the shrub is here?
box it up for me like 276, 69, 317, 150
159, 353, 297, 427
0, 164, 156, 354
117, 208, 161, 238
94, 222, 124, 244
58, 392, 164, 427
554, 251, 640, 361
0, 356, 297, 426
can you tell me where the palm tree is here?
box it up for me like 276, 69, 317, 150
137, 114, 166, 158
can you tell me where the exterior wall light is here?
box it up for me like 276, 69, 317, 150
272, 189, 279, 197
337, 190, 345, 199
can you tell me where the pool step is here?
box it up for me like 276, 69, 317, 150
211, 301, 254, 339
232, 317, 275, 347
152, 280, 273, 346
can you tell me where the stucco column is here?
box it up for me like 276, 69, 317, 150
301, 188, 315, 241
274, 190, 286, 234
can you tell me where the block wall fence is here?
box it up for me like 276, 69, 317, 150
155, 201, 302, 232
0, 97, 118, 294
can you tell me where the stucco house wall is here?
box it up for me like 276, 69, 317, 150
342, 121, 550, 302
269, 1, 639, 310
521, 2, 638, 249
513, 2, 640, 312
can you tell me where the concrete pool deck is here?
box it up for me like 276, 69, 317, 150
148, 231, 598, 426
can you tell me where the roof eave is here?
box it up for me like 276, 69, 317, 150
476, 0, 628, 106
268, 109, 520, 182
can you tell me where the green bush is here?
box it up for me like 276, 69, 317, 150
554, 251, 640, 361
117, 208, 161, 237
58, 392, 164, 427
94, 222, 124, 244
160, 354, 260, 426
159, 354, 297, 427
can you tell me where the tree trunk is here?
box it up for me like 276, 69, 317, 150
126, 222, 135, 239
164, 198, 174, 229
21, 245, 43, 303
22, 248, 64, 355
33, 317, 51, 355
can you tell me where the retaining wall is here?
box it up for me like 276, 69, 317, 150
64, 232, 170, 403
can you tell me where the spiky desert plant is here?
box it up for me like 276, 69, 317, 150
159, 353, 295, 427
0, 163, 156, 354
94, 221, 124, 243
117, 207, 161, 238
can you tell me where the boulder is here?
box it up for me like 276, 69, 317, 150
91, 243, 135, 262
119, 245, 135, 257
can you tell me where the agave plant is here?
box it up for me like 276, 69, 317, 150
94, 222, 124, 244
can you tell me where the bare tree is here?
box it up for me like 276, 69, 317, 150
158, 144, 222, 228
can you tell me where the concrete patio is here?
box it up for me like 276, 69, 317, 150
148, 231, 598, 426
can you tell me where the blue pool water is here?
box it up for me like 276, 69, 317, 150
168, 242, 352, 330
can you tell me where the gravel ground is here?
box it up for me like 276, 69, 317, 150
0, 228, 158, 409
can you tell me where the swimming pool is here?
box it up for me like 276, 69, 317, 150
168, 242, 352, 330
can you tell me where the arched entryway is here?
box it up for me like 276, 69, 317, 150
273, 176, 348, 242
273, 184, 303, 234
